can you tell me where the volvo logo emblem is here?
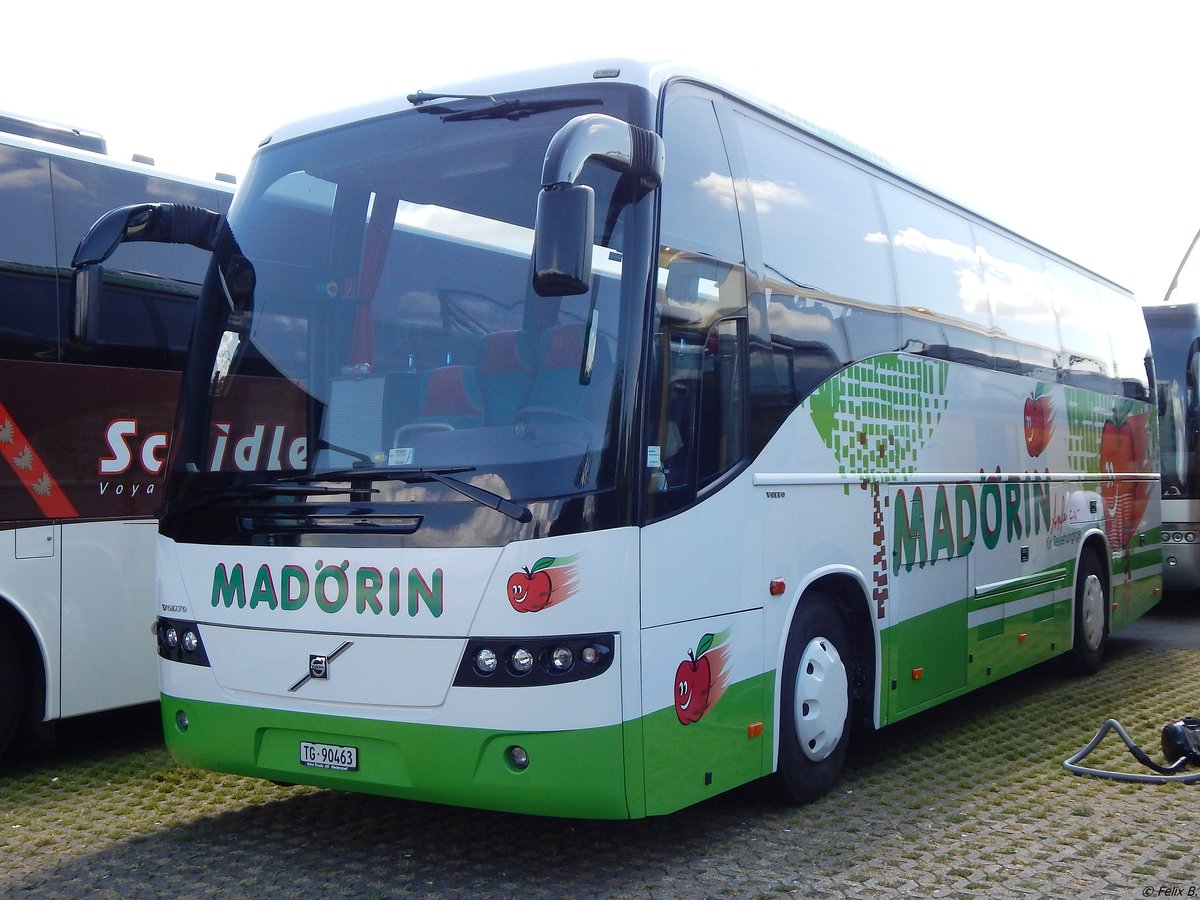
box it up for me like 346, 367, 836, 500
288, 641, 353, 692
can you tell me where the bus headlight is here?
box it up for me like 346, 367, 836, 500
510, 648, 535, 675
549, 646, 574, 673
156, 618, 211, 667
474, 648, 498, 675
453, 634, 615, 687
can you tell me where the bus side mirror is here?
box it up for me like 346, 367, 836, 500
72, 264, 103, 343
531, 113, 664, 298
70, 202, 224, 344
533, 184, 594, 297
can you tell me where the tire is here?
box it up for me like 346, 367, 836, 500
773, 596, 853, 804
0, 623, 24, 759
1067, 549, 1108, 676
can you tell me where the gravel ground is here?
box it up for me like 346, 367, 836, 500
1, 594, 1199, 899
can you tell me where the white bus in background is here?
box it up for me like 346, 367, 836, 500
78, 61, 1160, 818
1145, 229, 1200, 595
0, 114, 232, 756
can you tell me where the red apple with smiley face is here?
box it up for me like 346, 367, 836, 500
1023, 385, 1053, 458
506, 555, 580, 613
1100, 406, 1153, 548
507, 565, 553, 612
674, 649, 712, 725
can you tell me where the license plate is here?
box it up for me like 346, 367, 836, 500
299, 740, 358, 771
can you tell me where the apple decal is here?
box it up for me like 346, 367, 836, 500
673, 630, 731, 726
1023, 384, 1053, 458
506, 554, 580, 613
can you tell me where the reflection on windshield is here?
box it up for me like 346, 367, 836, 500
189, 89, 641, 504
1146, 306, 1200, 498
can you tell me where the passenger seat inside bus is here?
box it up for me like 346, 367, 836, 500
477, 330, 535, 425
393, 364, 484, 443
514, 322, 611, 424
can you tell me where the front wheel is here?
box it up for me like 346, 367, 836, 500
1066, 549, 1109, 675
0, 623, 24, 759
773, 597, 853, 804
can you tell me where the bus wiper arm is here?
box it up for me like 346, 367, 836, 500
408, 93, 601, 123
422, 469, 533, 523
442, 97, 599, 122
300, 466, 533, 523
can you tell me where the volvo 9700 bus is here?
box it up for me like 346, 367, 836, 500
1145, 230, 1200, 596
74, 61, 1161, 817
0, 114, 231, 757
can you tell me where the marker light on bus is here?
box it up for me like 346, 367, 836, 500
549, 646, 574, 673
510, 648, 535, 675
474, 648, 498, 675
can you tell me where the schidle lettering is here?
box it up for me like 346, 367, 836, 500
212, 561, 443, 617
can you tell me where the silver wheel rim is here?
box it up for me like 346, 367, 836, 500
1080, 573, 1105, 651
794, 635, 849, 762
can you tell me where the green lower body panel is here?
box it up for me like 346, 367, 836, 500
161, 696, 632, 819
639, 674, 773, 817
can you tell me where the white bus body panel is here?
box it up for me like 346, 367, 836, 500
157, 529, 640, 733
59, 520, 160, 716
4, 525, 61, 720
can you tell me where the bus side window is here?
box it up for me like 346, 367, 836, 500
972, 227, 1060, 378
876, 181, 993, 369
731, 110, 899, 366
0, 145, 58, 362
647, 88, 748, 515
1098, 284, 1151, 402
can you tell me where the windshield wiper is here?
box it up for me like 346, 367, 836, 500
407, 91, 600, 123
302, 466, 533, 523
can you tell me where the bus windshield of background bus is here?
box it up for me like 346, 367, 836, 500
1146, 308, 1200, 498
191, 86, 644, 503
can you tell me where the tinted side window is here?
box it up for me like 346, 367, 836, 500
972, 227, 1059, 377
1100, 285, 1151, 401
52, 158, 227, 370
733, 112, 898, 365
876, 182, 993, 368
647, 90, 748, 518
1045, 258, 1118, 394
0, 144, 58, 361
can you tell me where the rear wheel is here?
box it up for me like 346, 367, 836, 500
1067, 549, 1108, 675
0, 623, 24, 759
773, 597, 853, 803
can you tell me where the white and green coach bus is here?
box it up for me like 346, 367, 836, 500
74, 61, 1161, 818
1145, 230, 1200, 596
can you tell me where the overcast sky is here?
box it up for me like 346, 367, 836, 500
7, 1, 1199, 305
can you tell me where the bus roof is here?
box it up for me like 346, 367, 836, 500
259, 59, 1130, 297
0, 124, 235, 192
0, 110, 107, 154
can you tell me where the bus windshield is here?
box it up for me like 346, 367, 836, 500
174, 85, 649, 507
1145, 303, 1200, 498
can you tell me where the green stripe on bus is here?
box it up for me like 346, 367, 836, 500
161, 696, 631, 819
